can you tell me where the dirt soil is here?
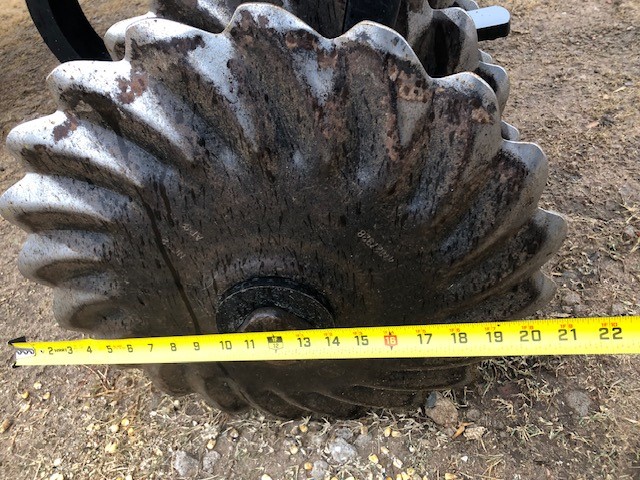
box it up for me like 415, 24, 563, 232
0, 0, 639, 479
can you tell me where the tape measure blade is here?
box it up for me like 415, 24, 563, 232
10, 316, 640, 366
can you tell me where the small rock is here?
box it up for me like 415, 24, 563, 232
463, 426, 486, 441
202, 451, 220, 473
104, 440, 119, 454
465, 408, 481, 422
308, 432, 327, 449
33, 381, 42, 390
426, 391, 438, 408
623, 225, 637, 241
49, 474, 64, 480
354, 433, 372, 450
311, 460, 329, 480
303, 462, 313, 471
610, 302, 627, 316
600, 114, 615, 126
228, 427, 240, 440
573, 304, 590, 316
261, 475, 273, 480
425, 392, 458, 427
443, 427, 456, 437
299, 423, 309, 433
328, 437, 357, 464
562, 291, 581, 307
565, 390, 592, 417
172, 451, 199, 478
334, 427, 354, 441
368, 453, 379, 464
0, 418, 14, 434
393, 457, 404, 468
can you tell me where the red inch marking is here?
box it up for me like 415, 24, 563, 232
600, 321, 619, 327
384, 333, 398, 349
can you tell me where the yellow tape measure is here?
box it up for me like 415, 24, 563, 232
10, 316, 640, 367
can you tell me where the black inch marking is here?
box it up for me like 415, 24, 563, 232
486, 331, 504, 343
599, 327, 623, 340
558, 328, 577, 341
451, 332, 468, 344
325, 336, 340, 347
519, 329, 542, 342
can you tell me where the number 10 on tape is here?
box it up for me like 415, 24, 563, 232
10, 316, 640, 366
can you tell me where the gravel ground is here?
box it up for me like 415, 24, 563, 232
1, 0, 639, 479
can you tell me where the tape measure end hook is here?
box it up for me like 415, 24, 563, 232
8, 336, 29, 368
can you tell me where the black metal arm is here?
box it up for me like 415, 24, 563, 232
25, 0, 510, 63
25, 0, 111, 62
